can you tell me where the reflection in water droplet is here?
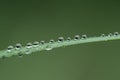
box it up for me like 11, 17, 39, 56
82, 35, 87, 39
114, 32, 119, 36
58, 37, 64, 42
74, 35, 80, 40
7, 45, 14, 52
45, 45, 53, 51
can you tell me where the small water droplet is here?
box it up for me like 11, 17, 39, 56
7, 45, 14, 52
67, 37, 71, 41
108, 33, 112, 37
18, 53, 23, 58
40, 40, 45, 44
26, 43, 32, 48
81, 35, 87, 39
25, 50, 32, 54
49, 39, 54, 43
101, 34, 105, 37
45, 45, 53, 51
58, 37, 64, 42
15, 43, 22, 49
74, 35, 80, 40
2, 56, 6, 59
114, 32, 119, 36
33, 41, 39, 47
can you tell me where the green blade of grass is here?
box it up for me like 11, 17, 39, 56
0, 33, 120, 58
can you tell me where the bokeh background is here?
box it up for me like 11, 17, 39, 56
0, 0, 120, 80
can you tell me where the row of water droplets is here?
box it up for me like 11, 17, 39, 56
6, 32, 119, 57
101, 32, 119, 37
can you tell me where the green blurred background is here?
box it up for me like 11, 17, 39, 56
0, 0, 120, 80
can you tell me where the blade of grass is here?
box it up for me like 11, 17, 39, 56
0, 32, 120, 58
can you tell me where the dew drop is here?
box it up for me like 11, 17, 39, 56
101, 34, 105, 37
74, 35, 80, 40
49, 39, 54, 43
18, 53, 23, 58
58, 37, 64, 42
81, 35, 87, 39
40, 40, 45, 44
114, 32, 119, 36
108, 33, 112, 37
7, 45, 14, 52
15, 43, 22, 49
67, 37, 71, 41
33, 41, 39, 47
45, 45, 53, 51
2, 56, 6, 59
25, 50, 32, 54
26, 43, 32, 48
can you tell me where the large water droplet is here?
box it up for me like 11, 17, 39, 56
58, 37, 64, 42
26, 43, 32, 48
81, 35, 87, 39
15, 43, 22, 49
45, 45, 53, 51
114, 32, 119, 36
74, 35, 80, 40
7, 45, 14, 52
33, 41, 39, 47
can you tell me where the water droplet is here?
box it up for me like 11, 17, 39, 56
114, 32, 119, 36
81, 35, 87, 39
25, 50, 32, 54
15, 43, 22, 49
33, 41, 39, 47
108, 33, 112, 37
26, 43, 32, 48
7, 45, 14, 52
74, 35, 80, 40
45, 45, 53, 51
101, 34, 105, 37
58, 37, 64, 42
40, 40, 45, 44
2, 56, 6, 59
18, 53, 23, 58
67, 37, 71, 41
49, 39, 54, 43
